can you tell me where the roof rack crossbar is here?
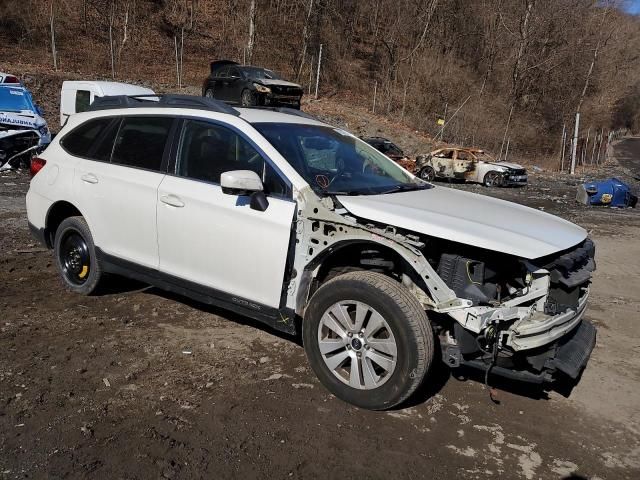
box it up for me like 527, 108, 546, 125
87, 94, 240, 116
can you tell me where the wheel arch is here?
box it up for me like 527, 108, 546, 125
44, 200, 87, 248
297, 239, 432, 313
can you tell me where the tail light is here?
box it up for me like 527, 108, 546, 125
30, 157, 46, 177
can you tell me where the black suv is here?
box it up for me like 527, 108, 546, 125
202, 60, 303, 109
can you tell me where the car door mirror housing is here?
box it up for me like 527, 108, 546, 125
221, 170, 263, 195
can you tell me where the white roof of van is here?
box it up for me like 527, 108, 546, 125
62, 80, 154, 96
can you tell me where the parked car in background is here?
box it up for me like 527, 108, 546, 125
0, 72, 20, 84
361, 136, 415, 171
60, 81, 155, 127
0, 83, 50, 170
26, 94, 595, 410
415, 147, 528, 187
202, 60, 303, 109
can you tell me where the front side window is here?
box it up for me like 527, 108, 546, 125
75, 90, 91, 113
111, 116, 172, 171
254, 123, 428, 196
176, 119, 287, 197
61, 117, 114, 158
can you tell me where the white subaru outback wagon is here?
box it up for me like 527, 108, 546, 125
26, 95, 596, 410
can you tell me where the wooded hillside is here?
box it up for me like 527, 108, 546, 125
2, 0, 640, 161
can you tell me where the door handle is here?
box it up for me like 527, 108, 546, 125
160, 194, 185, 208
81, 173, 98, 184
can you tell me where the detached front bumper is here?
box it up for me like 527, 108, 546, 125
453, 319, 596, 384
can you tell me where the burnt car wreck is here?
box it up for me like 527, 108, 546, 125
416, 148, 528, 187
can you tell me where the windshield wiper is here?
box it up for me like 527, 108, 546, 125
379, 184, 430, 195
325, 190, 363, 196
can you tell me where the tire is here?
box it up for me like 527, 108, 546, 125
483, 170, 503, 187
204, 88, 215, 99
303, 271, 434, 410
241, 89, 256, 107
419, 166, 436, 182
53, 216, 103, 295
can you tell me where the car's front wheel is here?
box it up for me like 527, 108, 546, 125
54, 216, 103, 295
241, 89, 256, 107
419, 166, 436, 181
483, 170, 503, 187
303, 271, 434, 410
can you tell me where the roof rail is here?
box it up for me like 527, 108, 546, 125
87, 94, 240, 116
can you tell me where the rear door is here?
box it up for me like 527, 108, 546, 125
156, 118, 295, 308
72, 115, 175, 268
213, 67, 230, 101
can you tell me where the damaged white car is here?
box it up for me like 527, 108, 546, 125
26, 95, 596, 410
0, 83, 51, 171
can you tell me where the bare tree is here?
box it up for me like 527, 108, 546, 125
246, 0, 257, 64
50, 0, 58, 71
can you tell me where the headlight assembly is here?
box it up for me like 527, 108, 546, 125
253, 83, 271, 94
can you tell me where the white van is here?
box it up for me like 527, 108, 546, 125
60, 81, 155, 126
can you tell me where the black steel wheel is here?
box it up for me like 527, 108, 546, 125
54, 216, 103, 295
59, 231, 91, 286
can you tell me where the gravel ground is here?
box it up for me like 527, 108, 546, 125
0, 138, 639, 479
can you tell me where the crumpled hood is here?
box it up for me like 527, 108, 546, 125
256, 79, 302, 89
0, 110, 44, 130
337, 187, 586, 259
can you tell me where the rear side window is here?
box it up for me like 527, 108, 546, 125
61, 118, 114, 158
75, 90, 91, 113
111, 116, 173, 171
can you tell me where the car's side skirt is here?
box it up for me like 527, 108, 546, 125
95, 248, 298, 335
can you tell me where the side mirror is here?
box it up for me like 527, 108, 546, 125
221, 170, 269, 211
221, 170, 263, 193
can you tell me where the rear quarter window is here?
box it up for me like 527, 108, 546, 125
60, 117, 115, 158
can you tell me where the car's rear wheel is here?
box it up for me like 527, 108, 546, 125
204, 88, 215, 99
54, 216, 103, 295
303, 271, 434, 410
419, 166, 436, 181
483, 170, 503, 187
241, 89, 256, 107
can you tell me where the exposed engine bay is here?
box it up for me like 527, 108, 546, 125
289, 187, 597, 386
0, 127, 42, 170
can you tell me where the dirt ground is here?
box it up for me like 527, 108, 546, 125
1, 131, 639, 479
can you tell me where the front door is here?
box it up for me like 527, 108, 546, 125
156, 119, 295, 308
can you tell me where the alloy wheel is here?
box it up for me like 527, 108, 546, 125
317, 301, 398, 390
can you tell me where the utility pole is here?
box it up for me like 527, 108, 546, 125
315, 43, 323, 99
570, 112, 580, 175
560, 123, 566, 172
372, 80, 377, 113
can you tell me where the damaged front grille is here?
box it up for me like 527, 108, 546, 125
0, 129, 40, 168
535, 238, 596, 314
